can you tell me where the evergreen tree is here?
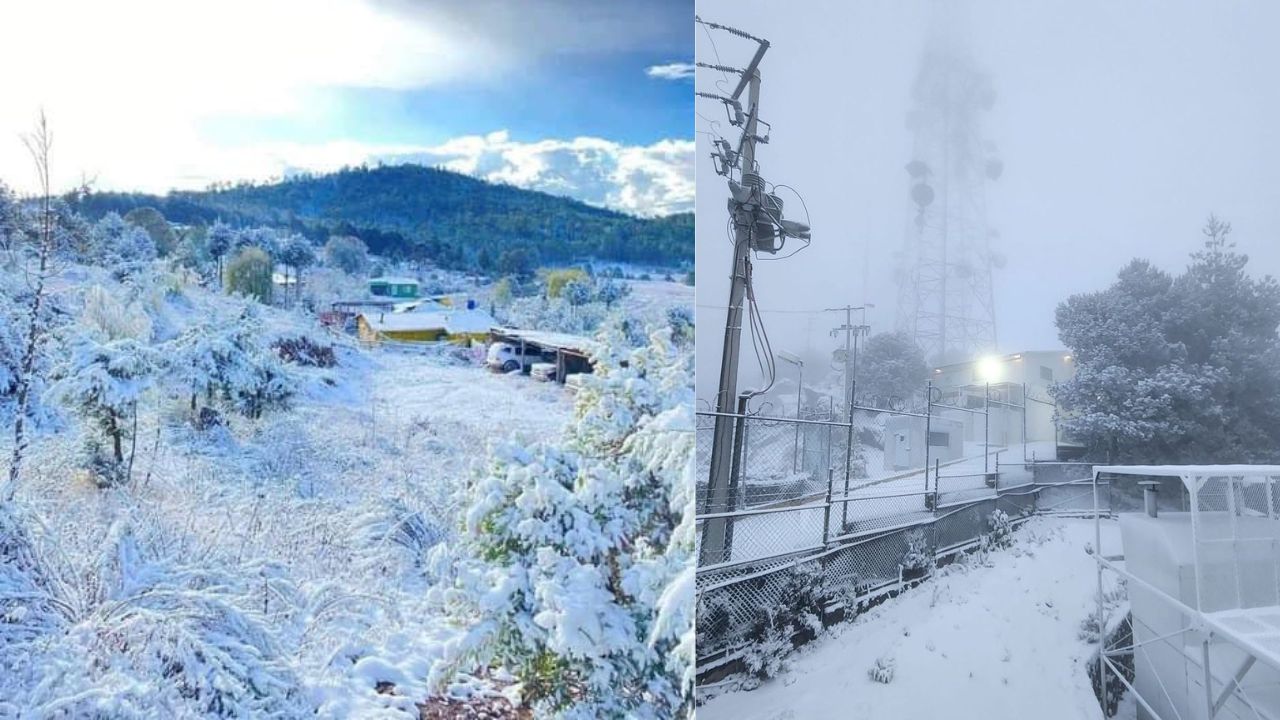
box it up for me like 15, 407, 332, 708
858, 332, 928, 407
322, 234, 368, 275
1054, 216, 1280, 462
428, 327, 694, 718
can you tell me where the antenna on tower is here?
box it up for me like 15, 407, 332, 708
697, 17, 812, 564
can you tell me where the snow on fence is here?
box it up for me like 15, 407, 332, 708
695, 406, 1099, 679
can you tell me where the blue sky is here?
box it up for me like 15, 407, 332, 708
0, 0, 694, 216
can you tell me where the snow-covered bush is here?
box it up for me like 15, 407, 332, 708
0, 278, 28, 400
868, 655, 896, 684
741, 621, 794, 686
900, 527, 934, 576
740, 560, 829, 684
353, 498, 447, 576
667, 305, 694, 346
426, 325, 694, 718
0, 506, 306, 717
987, 509, 1013, 549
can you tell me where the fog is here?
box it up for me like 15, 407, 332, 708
694, 1, 1280, 404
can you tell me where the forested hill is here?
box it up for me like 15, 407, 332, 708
69, 165, 693, 271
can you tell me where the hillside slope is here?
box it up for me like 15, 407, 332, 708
70, 165, 693, 270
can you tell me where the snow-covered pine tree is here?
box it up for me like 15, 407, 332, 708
85, 212, 157, 278
427, 324, 694, 718
1054, 217, 1280, 462
48, 286, 158, 485
167, 303, 296, 420
858, 331, 928, 409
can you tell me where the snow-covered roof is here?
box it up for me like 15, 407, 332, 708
438, 309, 497, 333
1096, 464, 1280, 491
394, 299, 448, 314
491, 327, 596, 353
1094, 465, 1280, 477
362, 308, 496, 334
368, 276, 418, 285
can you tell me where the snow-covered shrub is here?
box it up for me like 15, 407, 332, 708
0, 278, 27, 400
354, 498, 447, 576
667, 305, 693, 346
900, 527, 934, 576
987, 510, 1013, 550
0, 507, 305, 717
741, 560, 829, 683
741, 619, 793, 686
426, 325, 694, 718
868, 655, 896, 684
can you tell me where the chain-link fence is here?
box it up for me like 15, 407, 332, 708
696, 392, 1104, 678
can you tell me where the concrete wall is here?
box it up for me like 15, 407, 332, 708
884, 415, 963, 471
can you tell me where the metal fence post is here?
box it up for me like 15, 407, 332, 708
924, 381, 932, 495
984, 382, 990, 474
1022, 382, 1029, 463
823, 467, 834, 546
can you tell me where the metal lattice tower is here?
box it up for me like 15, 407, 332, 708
895, 24, 1002, 366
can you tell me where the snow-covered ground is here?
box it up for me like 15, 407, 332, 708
700, 517, 1124, 720
1, 271, 581, 715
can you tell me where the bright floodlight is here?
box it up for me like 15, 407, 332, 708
977, 355, 1002, 383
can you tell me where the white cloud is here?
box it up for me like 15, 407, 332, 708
647, 62, 696, 81
0, 0, 488, 195
373, 131, 695, 216
0, 1, 692, 217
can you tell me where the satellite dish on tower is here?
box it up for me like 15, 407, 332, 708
911, 183, 935, 208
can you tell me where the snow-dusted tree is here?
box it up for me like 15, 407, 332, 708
167, 303, 295, 419
225, 246, 274, 303
1055, 216, 1280, 462
563, 277, 593, 309
6, 114, 63, 500
207, 220, 235, 286
596, 278, 632, 308
85, 212, 156, 278
0, 181, 22, 260
667, 305, 694, 347
122, 206, 176, 257
858, 332, 928, 408
428, 325, 695, 718
277, 233, 315, 301
323, 234, 369, 275
234, 226, 280, 257
48, 287, 157, 485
